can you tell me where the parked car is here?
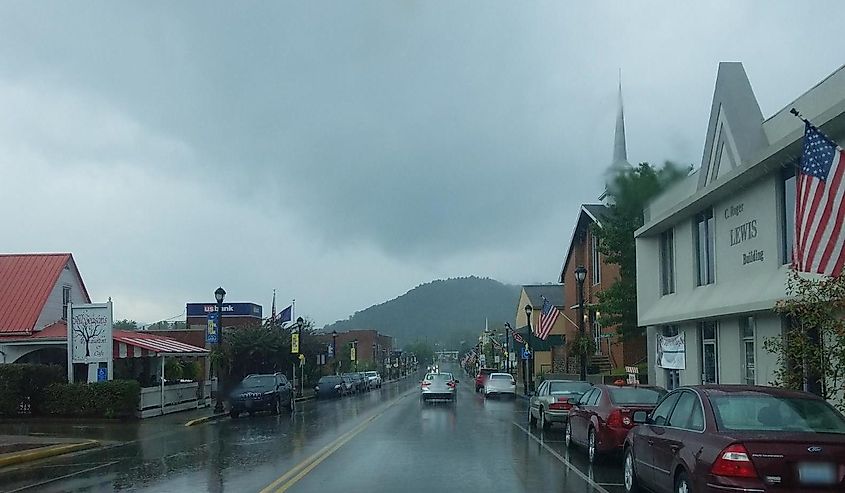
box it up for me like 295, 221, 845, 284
529, 380, 593, 430
340, 375, 355, 395
315, 375, 346, 398
343, 373, 367, 393
364, 371, 382, 389
623, 385, 845, 493
566, 384, 666, 463
356, 372, 372, 391
483, 372, 516, 398
228, 373, 294, 418
420, 372, 458, 403
475, 368, 496, 392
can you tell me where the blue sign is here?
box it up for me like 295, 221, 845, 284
97, 367, 108, 382
206, 312, 219, 344
327, 344, 335, 357
521, 347, 532, 360
187, 302, 263, 318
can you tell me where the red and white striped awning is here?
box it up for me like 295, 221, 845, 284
113, 330, 209, 359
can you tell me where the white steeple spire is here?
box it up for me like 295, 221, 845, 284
600, 70, 631, 204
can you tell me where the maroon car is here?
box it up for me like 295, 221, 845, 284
623, 385, 845, 493
565, 384, 666, 463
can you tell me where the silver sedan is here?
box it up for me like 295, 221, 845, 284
420, 372, 458, 403
483, 372, 516, 398
529, 380, 592, 430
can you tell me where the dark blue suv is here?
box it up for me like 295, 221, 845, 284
229, 373, 294, 418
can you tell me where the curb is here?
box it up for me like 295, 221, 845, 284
0, 440, 100, 468
184, 413, 227, 427
294, 395, 315, 403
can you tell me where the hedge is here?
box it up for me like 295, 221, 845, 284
0, 364, 65, 416
43, 380, 141, 419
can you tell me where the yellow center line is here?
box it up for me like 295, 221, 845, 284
259, 391, 410, 493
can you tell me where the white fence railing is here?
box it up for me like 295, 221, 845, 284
136, 381, 212, 419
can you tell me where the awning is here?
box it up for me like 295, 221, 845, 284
113, 330, 209, 358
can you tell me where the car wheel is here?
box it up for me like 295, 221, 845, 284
564, 421, 572, 448
229, 410, 240, 419
588, 428, 597, 463
675, 470, 690, 493
623, 448, 640, 493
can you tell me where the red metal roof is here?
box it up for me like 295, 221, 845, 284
0, 254, 92, 334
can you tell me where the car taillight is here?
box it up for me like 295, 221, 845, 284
447, 381, 456, 388
711, 444, 758, 479
607, 409, 623, 427
549, 401, 572, 411
421, 381, 431, 387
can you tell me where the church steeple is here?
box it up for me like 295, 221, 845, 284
601, 71, 631, 204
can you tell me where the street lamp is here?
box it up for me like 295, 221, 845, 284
213, 286, 226, 414
372, 342, 377, 369
575, 265, 588, 381
296, 316, 304, 396
332, 330, 338, 375
524, 303, 534, 394
352, 339, 358, 371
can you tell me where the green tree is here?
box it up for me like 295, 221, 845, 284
593, 162, 689, 342
114, 319, 138, 330
764, 270, 845, 412
404, 340, 434, 365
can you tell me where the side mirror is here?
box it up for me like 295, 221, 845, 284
632, 410, 650, 424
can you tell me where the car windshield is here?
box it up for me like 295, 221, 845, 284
243, 376, 275, 388
608, 387, 666, 405
711, 395, 845, 433
549, 382, 592, 395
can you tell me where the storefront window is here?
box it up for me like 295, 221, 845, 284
781, 166, 796, 265
700, 321, 718, 384
695, 209, 715, 285
740, 316, 756, 385
660, 228, 675, 295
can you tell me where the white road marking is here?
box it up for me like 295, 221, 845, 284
4, 461, 117, 492
513, 422, 611, 493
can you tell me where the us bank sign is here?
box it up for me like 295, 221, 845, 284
724, 203, 764, 266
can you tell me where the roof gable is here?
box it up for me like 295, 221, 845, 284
522, 284, 564, 308
0, 253, 89, 334
559, 204, 608, 282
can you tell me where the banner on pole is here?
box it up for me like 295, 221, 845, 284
656, 333, 686, 370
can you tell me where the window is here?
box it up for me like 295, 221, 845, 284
578, 389, 594, 405
537, 381, 548, 396
587, 389, 601, 406
695, 209, 716, 285
781, 166, 796, 264
652, 392, 681, 426
660, 228, 675, 295
740, 316, 756, 385
591, 233, 601, 285
61, 286, 71, 320
700, 321, 719, 384
663, 325, 681, 390
710, 395, 845, 433
668, 391, 704, 431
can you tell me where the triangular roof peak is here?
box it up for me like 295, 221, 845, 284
697, 62, 769, 189
601, 72, 632, 203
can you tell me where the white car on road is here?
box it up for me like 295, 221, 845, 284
483, 372, 516, 398
364, 371, 382, 389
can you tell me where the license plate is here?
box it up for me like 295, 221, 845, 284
798, 462, 837, 485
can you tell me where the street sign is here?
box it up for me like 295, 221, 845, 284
350, 345, 356, 361
97, 367, 108, 382
327, 344, 334, 357
626, 366, 639, 384
206, 313, 219, 344
513, 332, 525, 344
494, 355, 500, 364
521, 346, 532, 360
299, 353, 305, 366
291, 332, 300, 353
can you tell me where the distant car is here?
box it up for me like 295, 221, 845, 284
229, 373, 294, 418
364, 371, 382, 389
529, 380, 592, 430
565, 384, 666, 463
340, 375, 355, 395
315, 375, 346, 399
483, 372, 516, 398
356, 372, 372, 391
475, 368, 496, 392
420, 372, 458, 403
342, 373, 367, 393
623, 385, 845, 493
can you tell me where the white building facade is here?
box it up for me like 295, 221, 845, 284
636, 62, 845, 390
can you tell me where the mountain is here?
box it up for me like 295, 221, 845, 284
323, 276, 521, 348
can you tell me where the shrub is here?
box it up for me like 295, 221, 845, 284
180, 361, 203, 381
164, 359, 183, 381
0, 364, 65, 416
43, 380, 141, 419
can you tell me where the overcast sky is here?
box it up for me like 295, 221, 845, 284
1, 1, 841, 327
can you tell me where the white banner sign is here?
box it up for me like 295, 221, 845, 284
69, 303, 113, 364
656, 333, 686, 370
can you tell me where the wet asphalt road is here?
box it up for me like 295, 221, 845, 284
0, 368, 626, 493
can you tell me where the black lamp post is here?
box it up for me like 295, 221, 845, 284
331, 330, 338, 375
504, 323, 512, 373
524, 304, 534, 394
575, 265, 588, 381
213, 286, 226, 414
296, 317, 304, 396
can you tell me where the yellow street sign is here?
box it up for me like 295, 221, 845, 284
291, 333, 300, 353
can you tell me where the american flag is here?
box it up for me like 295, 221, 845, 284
537, 296, 561, 340
795, 122, 845, 276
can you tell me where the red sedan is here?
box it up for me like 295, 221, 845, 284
565, 384, 666, 463
623, 385, 845, 493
